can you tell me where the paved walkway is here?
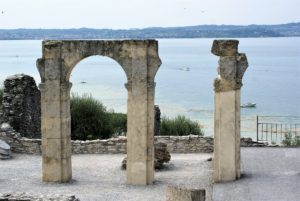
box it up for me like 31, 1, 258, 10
213, 148, 300, 201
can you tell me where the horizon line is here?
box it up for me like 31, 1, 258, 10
0, 21, 299, 30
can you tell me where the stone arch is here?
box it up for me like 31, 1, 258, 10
36, 40, 161, 185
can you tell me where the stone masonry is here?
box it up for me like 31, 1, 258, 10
0, 124, 263, 156
36, 40, 161, 184
0, 124, 214, 155
0, 74, 41, 138
212, 40, 248, 183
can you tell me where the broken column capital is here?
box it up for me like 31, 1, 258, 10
212, 40, 248, 92
211, 40, 239, 56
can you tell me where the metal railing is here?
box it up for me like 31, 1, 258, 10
256, 115, 300, 143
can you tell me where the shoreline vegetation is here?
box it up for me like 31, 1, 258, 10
0, 22, 299, 40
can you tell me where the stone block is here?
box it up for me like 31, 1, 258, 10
211, 40, 239, 56
236, 53, 249, 80
166, 186, 206, 201
218, 56, 237, 80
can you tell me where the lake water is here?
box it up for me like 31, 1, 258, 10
0, 38, 300, 138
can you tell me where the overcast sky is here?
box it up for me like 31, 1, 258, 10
0, 0, 299, 29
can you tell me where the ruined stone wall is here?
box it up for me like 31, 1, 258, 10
0, 124, 265, 155
0, 74, 41, 138
0, 124, 214, 154
0, 124, 42, 154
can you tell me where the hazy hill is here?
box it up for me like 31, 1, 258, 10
0, 22, 299, 40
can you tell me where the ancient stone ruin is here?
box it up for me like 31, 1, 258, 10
36, 40, 161, 185
0, 39, 250, 192
122, 142, 171, 170
0, 74, 41, 138
211, 40, 248, 182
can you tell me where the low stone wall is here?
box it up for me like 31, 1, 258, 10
72, 135, 214, 154
155, 135, 213, 153
0, 125, 213, 154
1, 124, 267, 155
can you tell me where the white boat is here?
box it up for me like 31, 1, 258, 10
179, 67, 190, 71
241, 102, 256, 108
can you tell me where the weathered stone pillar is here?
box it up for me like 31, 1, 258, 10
211, 40, 248, 182
125, 42, 157, 185
38, 55, 72, 182
125, 80, 156, 185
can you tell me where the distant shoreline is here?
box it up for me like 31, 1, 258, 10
0, 22, 299, 40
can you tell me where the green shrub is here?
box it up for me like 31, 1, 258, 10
107, 111, 127, 137
0, 87, 3, 105
70, 93, 110, 140
160, 115, 204, 136
282, 133, 300, 147
70, 93, 128, 140
70, 93, 203, 140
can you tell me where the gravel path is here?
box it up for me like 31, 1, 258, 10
0, 153, 213, 201
213, 148, 300, 201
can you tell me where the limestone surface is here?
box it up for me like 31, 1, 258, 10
212, 40, 248, 92
212, 40, 249, 183
211, 40, 239, 56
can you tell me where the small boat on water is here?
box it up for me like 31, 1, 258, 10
241, 102, 256, 108
179, 67, 190, 71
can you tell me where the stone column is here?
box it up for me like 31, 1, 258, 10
38, 57, 72, 182
211, 40, 248, 182
125, 44, 156, 185
126, 80, 155, 185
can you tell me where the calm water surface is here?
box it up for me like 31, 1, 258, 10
1, 38, 299, 137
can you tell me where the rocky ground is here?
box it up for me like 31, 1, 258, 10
0, 153, 213, 201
